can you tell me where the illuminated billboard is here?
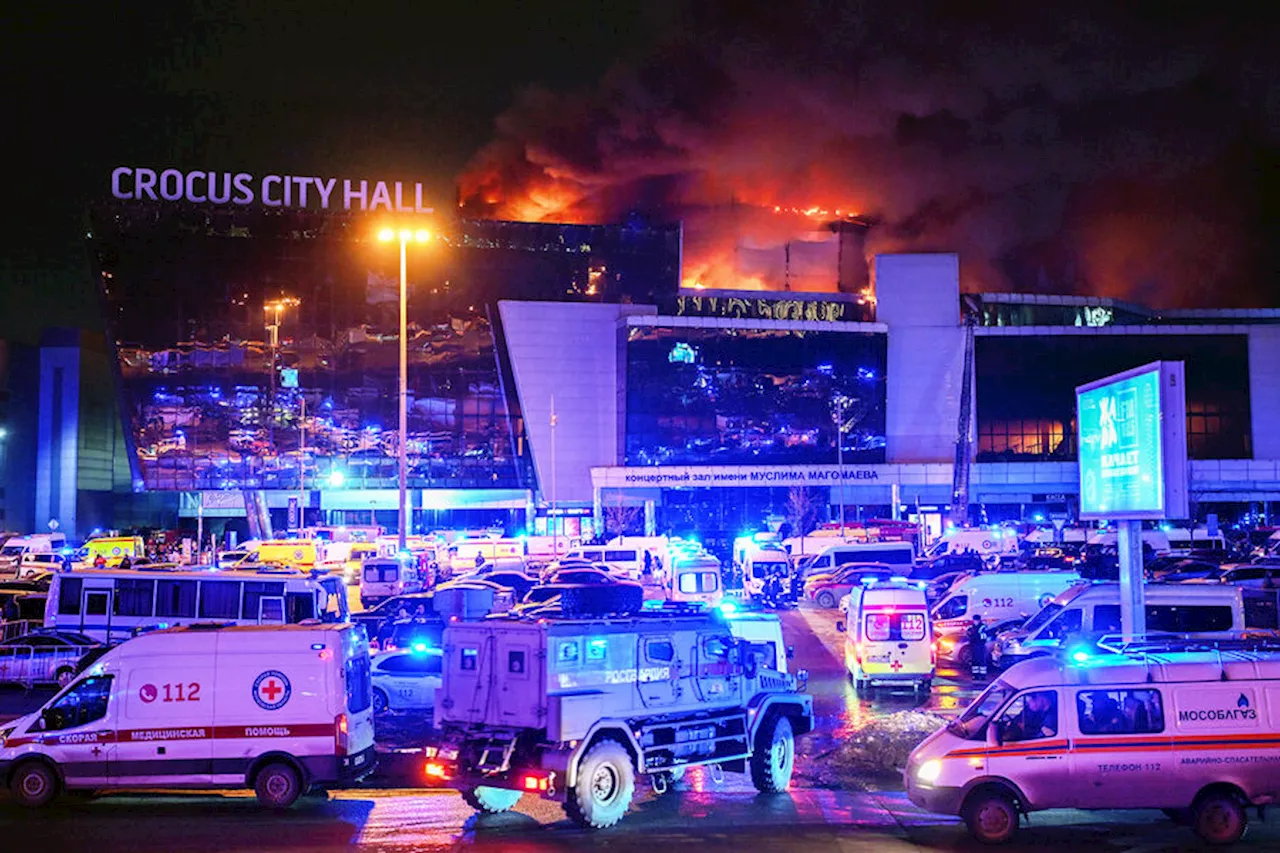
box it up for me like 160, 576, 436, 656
1076, 361, 1188, 520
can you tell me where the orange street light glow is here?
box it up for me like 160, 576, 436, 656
377, 227, 396, 242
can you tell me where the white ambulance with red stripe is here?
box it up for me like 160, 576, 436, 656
837, 579, 935, 693
906, 645, 1280, 845
0, 622, 376, 808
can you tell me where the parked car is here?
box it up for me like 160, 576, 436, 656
470, 570, 537, 600
371, 647, 443, 714
1152, 559, 1225, 583
543, 567, 620, 586
1213, 565, 1280, 588
0, 630, 101, 687
805, 563, 896, 608
911, 553, 984, 580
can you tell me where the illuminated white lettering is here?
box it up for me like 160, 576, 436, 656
185, 171, 206, 203
232, 173, 254, 204
135, 168, 158, 200
344, 179, 367, 210
369, 180, 393, 211
414, 183, 430, 213
111, 167, 134, 200
315, 178, 337, 208
292, 176, 310, 206
208, 172, 232, 204
159, 168, 184, 201
262, 175, 283, 207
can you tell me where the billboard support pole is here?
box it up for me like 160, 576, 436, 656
1117, 519, 1146, 642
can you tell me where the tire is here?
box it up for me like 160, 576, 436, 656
254, 762, 303, 809
956, 644, 974, 667
816, 590, 837, 609
372, 688, 390, 714
1191, 793, 1247, 845
10, 760, 59, 808
564, 739, 635, 829
750, 715, 795, 793
54, 667, 75, 688
962, 789, 1020, 844
460, 785, 522, 814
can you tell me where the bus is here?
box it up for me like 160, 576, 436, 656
44, 566, 349, 644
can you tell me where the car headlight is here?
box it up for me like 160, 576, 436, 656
0, 726, 13, 746
916, 759, 943, 784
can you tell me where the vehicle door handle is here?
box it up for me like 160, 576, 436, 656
898, 643, 909, 649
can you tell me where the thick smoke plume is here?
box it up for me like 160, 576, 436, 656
458, 2, 1279, 307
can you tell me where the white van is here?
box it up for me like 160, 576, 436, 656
905, 648, 1280, 844
992, 582, 1274, 669
669, 554, 723, 606
560, 546, 649, 580
796, 541, 915, 576
923, 529, 1020, 563
740, 545, 792, 599
360, 557, 424, 609
447, 538, 527, 574
932, 571, 1081, 639
0, 534, 68, 575
838, 580, 934, 692
0, 623, 376, 808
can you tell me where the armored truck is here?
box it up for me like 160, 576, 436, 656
426, 595, 813, 828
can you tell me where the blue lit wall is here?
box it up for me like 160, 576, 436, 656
624, 326, 887, 466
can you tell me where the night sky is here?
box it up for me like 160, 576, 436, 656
5, 1, 1279, 306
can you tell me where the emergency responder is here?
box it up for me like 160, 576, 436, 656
93, 553, 107, 568
120, 555, 132, 570
967, 614, 989, 678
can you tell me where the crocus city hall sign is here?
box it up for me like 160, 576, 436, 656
110, 167, 433, 212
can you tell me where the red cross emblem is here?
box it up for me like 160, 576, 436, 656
260, 679, 283, 702
890, 659, 903, 672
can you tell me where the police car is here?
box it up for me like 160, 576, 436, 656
371, 646, 442, 713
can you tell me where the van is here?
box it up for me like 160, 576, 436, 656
838, 580, 934, 692
796, 541, 915, 576
0, 623, 375, 808
253, 539, 321, 569
905, 647, 1280, 844
992, 582, 1275, 669
669, 554, 723, 606
81, 536, 145, 567
741, 545, 792, 599
447, 538, 526, 574
360, 557, 424, 608
922, 529, 1020, 563
560, 546, 649, 580
0, 534, 68, 574
932, 571, 1081, 640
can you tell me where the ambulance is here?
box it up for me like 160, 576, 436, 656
905, 645, 1280, 845
837, 579, 934, 692
0, 623, 376, 808
80, 536, 145, 567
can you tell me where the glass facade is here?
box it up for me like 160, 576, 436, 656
625, 326, 887, 466
976, 335, 1252, 461
91, 207, 533, 492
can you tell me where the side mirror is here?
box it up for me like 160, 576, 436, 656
988, 723, 1003, 746
786, 645, 795, 660
835, 620, 846, 633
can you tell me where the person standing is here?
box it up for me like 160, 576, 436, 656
967, 614, 989, 678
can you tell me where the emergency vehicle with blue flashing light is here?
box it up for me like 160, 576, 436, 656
0, 623, 376, 808
423, 587, 813, 829
837, 578, 935, 692
905, 639, 1280, 845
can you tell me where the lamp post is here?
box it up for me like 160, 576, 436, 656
264, 297, 299, 451
377, 227, 431, 551
831, 394, 851, 538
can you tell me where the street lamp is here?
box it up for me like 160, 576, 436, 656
831, 394, 852, 538
264, 297, 300, 451
377, 227, 431, 551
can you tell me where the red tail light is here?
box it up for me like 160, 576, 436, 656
425, 761, 450, 780
522, 772, 550, 791
854, 643, 863, 666
334, 713, 349, 756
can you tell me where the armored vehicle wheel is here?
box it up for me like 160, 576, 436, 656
815, 590, 837, 609
1191, 792, 1247, 845
565, 739, 635, 828
461, 785, 522, 814
750, 714, 794, 793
